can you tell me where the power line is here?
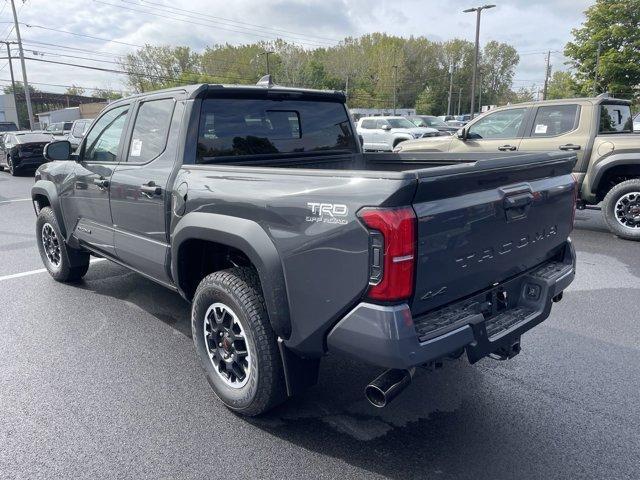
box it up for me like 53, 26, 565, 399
132, 0, 341, 44
92, 0, 339, 48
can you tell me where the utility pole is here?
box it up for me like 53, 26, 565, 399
3, 41, 19, 129
593, 42, 601, 95
447, 62, 454, 116
10, 0, 34, 130
259, 51, 274, 76
478, 71, 482, 112
392, 65, 398, 115
542, 50, 551, 100
463, 4, 495, 119
457, 87, 462, 115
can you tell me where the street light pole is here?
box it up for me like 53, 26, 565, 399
259, 51, 274, 76
463, 4, 495, 119
10, 0, 35, 130
447, 62, 454, 116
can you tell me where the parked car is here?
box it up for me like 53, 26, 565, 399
67, 119, 93, 149
32, 81, 576, 416
395, 94, 640, 240
45, 121, 73, 139
633, 112, 639, 132
0, 131, 54, 175
0, 121, 19, 143
356, 116, 439, 151
407, 115, 459, 135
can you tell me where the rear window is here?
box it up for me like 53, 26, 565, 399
599, 104, 633, 134
71, 120, 90, 137
197, 98, 357, 162
0, 123, 17, 132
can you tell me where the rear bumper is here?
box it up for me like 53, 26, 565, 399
13, 156, 47, 169
327, 240, 576, 369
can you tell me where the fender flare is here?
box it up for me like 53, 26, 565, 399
31, 180, 67, 237
171, 212, 291, 339
589, 152, 640, 198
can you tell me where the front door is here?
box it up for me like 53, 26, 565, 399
109, 96, 180, 285
62, 104, 131, 256
449, 107, 528, 153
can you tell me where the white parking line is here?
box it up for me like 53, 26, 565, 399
0, 198, 31, 205
0, 258, 106, 282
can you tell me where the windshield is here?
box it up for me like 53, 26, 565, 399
197, 97, 357, 161
0, 123, 17, 132
387, 118, 416, 129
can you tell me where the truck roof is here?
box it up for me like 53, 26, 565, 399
109, 82, 346, 106
502, 93, 631, 109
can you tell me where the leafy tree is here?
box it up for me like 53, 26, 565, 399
3, 81, 38, 95
546, 71, 579, 99
65, 85, 85, 96
480, 41, 519, 107
92, 87, 124, 101
565, 0, 640, 98
414, 87, 437, 114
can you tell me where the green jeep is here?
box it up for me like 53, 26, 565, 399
396, 94, 640, 240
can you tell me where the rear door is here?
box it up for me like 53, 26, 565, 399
449, 107, 529, 153
410, 152, 576, 316
109, 95, 181, 285
518, 103, 587, 164
63, 104, 131, 256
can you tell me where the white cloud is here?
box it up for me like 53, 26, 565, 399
1, 0, 592, 95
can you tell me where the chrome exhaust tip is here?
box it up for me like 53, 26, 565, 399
364, 368, 414, 408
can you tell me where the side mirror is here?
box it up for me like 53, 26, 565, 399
457, 128, 468, 141
43, 140, 72, 161
381, 124, 391, 131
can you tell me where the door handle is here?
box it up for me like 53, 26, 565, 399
559, 144, 581, 151
498, 145, 517, 151
93, 178, 109, 189
140, 181, 162, 198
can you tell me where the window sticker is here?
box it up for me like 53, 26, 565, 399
534, 124, 548, 134
130, 138, 142, 157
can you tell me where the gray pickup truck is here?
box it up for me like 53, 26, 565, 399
32, 81, 577, 415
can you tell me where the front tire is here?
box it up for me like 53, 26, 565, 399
602, 179, 640, 241
36, 207, 90, 281
192, 267, 286, 416
7, 156, 16, 176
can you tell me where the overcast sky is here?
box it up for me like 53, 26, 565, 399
0, 0, 593, 97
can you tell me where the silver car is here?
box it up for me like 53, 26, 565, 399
356, 116, 439, 151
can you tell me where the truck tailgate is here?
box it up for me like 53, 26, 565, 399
410, 152, 576, 316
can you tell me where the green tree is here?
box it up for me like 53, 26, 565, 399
65, 85, 85, 96
92, 87, 124, 101
414, 87, 437, 114
565, 0, 640, 98
546, 71, 579, 99
480, 41, 520, 106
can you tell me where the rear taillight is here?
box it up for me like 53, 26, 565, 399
358, 206, 416, 302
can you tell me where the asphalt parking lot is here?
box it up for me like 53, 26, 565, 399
1, 172, 639, 480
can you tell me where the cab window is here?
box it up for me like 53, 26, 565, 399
467, 108, 526, 139
530, 105, 579, 136
82, 105, 129, 162
127, 98, 175, 163
599, 104, 633, 134
360, 119, 376, 129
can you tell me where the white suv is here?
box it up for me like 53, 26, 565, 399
356, 116, 439, 151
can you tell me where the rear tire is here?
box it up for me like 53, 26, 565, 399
192, 267, 286, 416
602, 179, 640, 241
36, 207, 90, 281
